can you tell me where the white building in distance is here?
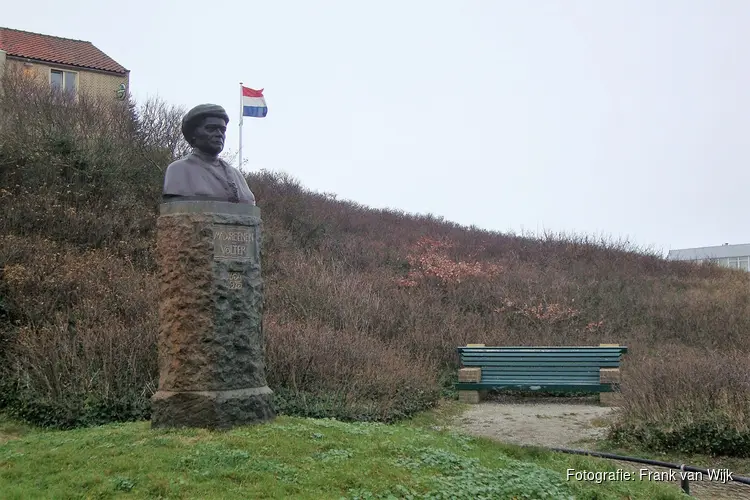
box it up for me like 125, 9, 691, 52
667, 243, 750, 271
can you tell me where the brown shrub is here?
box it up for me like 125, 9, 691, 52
620, 345, 750, 428
266, 316, 438, 406
0, 235, 157, 427
611, 345, 750, 455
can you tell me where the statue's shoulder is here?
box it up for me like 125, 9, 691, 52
217, 157, 233, 169
165, 154, 194, 173
218, 159, 243, 176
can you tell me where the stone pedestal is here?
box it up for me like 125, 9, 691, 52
151, 200, 275, 429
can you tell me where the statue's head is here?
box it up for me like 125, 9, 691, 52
181, 104, 230, 156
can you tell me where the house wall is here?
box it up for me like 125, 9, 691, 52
673, 254, 750, 272
79, 69, 129, 100
5, 57, 129, 100
0, 50, 6, 92
707, 256, 750, 271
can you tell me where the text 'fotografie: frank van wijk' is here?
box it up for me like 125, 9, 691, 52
567, 468, 734, 484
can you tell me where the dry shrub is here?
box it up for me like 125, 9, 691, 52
620, 345, 750, 425
266, 249, 438, 342
266, 316, 439, 421
0, 72, 171, 426
611, 345, 750, 456
0, 68, 186, 270
0, 235, 157, 427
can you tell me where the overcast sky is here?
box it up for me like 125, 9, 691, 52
5, 1, 749, 254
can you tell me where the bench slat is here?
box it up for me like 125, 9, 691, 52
479, 366, 599, 372
462, 360, 621, 366
481, 373, 599, 380
480, 374, 598, 379
478, 377, 599, 385
459, 351, 625, 357
458, 348, 627, 353
459, 349, 624, 353
461, 361, 621, 368
456, 382, 614, 392
460, 352, 624, 358
460, 354, 623, 359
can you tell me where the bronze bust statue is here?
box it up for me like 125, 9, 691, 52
162, 104, 256, 204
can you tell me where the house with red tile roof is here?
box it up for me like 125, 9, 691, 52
0, 27, 129, 100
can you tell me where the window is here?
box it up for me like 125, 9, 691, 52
50, 69, 78, 95
715, 257, 750, 271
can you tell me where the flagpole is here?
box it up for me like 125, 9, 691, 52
238, 81, 243, 171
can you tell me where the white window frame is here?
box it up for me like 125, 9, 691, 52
713, 256, 750, 271
49, 68, 79, 96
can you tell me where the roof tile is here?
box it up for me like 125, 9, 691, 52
0, 27, 128, 74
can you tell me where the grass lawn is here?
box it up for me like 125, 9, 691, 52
0, 403, 686, 500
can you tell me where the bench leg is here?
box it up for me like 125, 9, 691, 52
458, 390, 482, 404
458, 367, 483, 404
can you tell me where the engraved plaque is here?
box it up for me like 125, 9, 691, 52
213, 225, 254, 261
228, 273, 243, 289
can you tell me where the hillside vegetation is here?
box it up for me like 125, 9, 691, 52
1, 71, 749, 456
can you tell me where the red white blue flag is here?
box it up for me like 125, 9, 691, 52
242, 86, 268, 118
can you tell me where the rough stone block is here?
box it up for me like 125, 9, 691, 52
151, 387, 274, 429
152, 201, 274, 429
458, 390, 482, 404
458, 368, 482, 383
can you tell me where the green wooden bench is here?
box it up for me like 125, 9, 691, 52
455, 344, 628, 405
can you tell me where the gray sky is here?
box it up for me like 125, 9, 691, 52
6, 1, 750, 254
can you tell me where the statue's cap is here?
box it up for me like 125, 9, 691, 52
181, 104, 230, 139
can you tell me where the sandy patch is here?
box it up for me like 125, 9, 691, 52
449, 395, 616, 449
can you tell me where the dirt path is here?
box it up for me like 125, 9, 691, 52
451, 396, 614, 449
449, 395, 750, 499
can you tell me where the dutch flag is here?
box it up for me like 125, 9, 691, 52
242, 86, 268, 118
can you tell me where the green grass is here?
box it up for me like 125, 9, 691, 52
0, 408, 686, 500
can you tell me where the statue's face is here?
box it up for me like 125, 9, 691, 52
192, 116, 227, 155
